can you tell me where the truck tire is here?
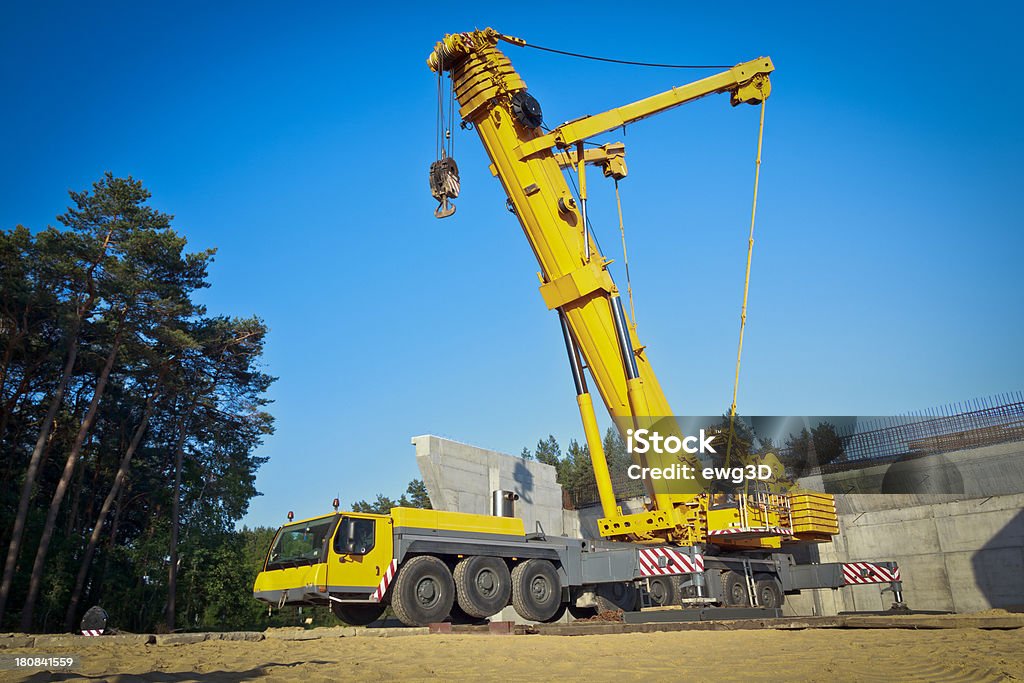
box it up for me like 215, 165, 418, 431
390, 555, 455, 627
330, 602, 385, 626
721, 570, 750, 607
646, 576, 678, 607
449, 602, 487, 625
511, 559, 561, 622
753, 575, 784, 609
595, 582, 640, 613
454, 556, 511, 618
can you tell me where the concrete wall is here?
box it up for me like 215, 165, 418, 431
412, 435, 567, 537
802, 441, 1024, 497
415, 435, 1024, 616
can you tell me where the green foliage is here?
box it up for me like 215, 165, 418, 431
350, 479, 432, 514
781, 422, 845, 477
403, 478, 431, 509
701, 411, 759, 467
533, 435, 561, 467
0, 174, 274, 633
520, 429, 633, 491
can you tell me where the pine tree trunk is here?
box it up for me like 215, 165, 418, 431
165, 396, 198, 632
63, 391, 155, 631
19, 331, 122, 631
0, 318, 81, 622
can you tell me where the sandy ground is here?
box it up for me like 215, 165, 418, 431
3, 626, 1023, 683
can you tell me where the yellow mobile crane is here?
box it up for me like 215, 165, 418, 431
253, 29, 906, 626
427, 28, 831, 550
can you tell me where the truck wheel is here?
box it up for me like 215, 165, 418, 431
595, 581, 640, 613
330, 602, 385, 626
753, 575, 784, 609
511, 559, 561, 622
647, 576, 678, 607
721, 570, 750, 607
390, 555, 455, 626
454, 556, 511, 618
449, 602, 487, 625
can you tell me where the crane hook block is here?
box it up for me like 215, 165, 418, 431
429, 156, 460, 219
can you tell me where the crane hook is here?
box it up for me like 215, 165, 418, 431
429, 156, 460, 219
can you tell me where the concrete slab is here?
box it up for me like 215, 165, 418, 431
355, 627, 429, 637
155, 633, 208, 645
208, 631, 265, 642
27, 633, 154, 647
0, 636, 34, 648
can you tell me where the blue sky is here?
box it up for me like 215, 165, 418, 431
2, 2, 1021, 528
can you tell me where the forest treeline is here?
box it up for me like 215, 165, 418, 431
0, 174, 275, 633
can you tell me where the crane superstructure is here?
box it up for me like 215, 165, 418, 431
427, 28, 833, 550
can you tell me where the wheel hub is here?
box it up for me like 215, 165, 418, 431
477, 569, 496, 595
531, 576, 550, 601
416, 578, 439, 607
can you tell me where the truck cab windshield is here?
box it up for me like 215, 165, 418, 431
266, 517, 335, 569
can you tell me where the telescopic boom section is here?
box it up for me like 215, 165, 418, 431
428, 29, 774, 542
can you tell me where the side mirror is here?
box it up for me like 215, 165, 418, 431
344, 518, 357, 554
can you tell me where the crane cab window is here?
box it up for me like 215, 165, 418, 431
265, 517, 334, 569
334, 517, 375, 555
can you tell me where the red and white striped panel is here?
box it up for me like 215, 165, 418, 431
707, 526, 793, 537
81, 629, 104, 636
371, 559, 398, 602
638, 547, 704, 577
842, 562, 900, 585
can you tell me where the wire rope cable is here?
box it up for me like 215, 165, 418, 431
725, 99, 767, 470
505, 36, 731, 70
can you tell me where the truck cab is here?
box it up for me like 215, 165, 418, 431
254, 512, 394, 619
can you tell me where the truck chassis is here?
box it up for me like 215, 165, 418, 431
254, 512, 904, 626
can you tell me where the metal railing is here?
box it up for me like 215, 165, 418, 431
806, 392, 1024, 474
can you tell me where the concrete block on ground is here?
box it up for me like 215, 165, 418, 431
490, 605, 572, 626
32, 633, 154, 647
155, 633, 208, 645
357, 627, 428, 637
264, 627, 328, 641
0, 635, 34, 648
209, 631, 265, 642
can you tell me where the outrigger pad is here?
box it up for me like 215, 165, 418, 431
80, 605, 109, 635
